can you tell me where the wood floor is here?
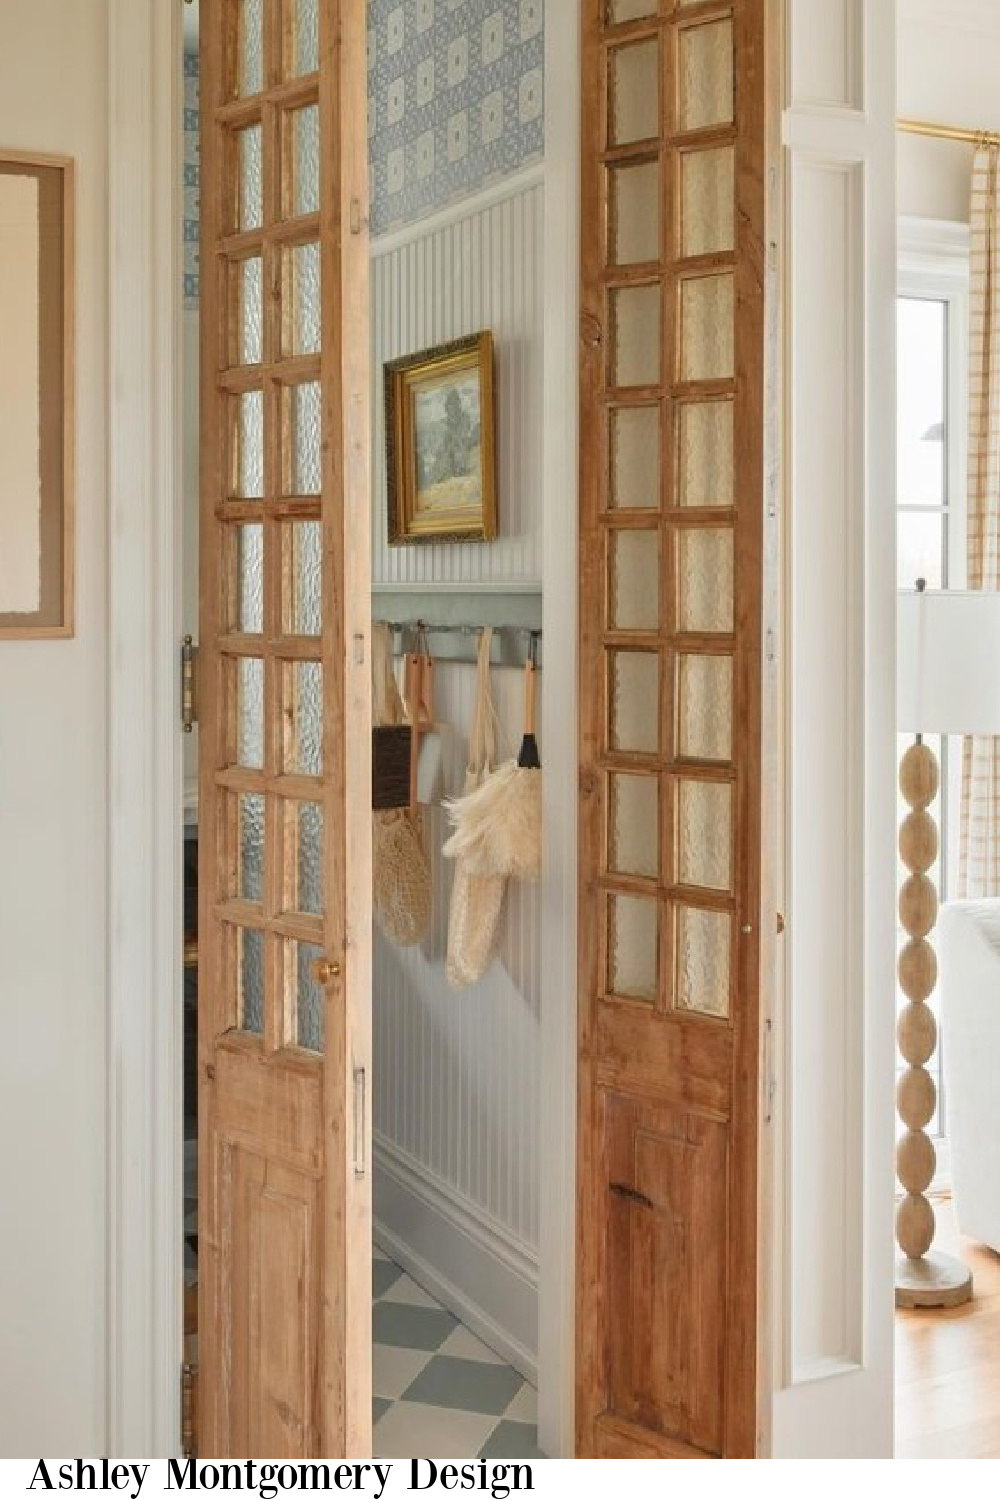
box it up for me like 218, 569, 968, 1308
896, 1196, 1000, 1458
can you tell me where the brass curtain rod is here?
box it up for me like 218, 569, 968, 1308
898, 117, 1000, 149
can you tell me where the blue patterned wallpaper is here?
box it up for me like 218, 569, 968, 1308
181, 1, 545, 302
184, 48, 200, 309
367, 0, 545, 235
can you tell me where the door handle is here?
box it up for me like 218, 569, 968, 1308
609, 1182, 654, 1209
763, 1017, 776, 1125
353, 1066, 366, 1178
312, 958, 342, 985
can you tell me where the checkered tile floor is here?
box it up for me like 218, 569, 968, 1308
372, 1244, 544, 1459
186, 1144, 542, 1458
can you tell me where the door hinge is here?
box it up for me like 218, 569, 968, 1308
181, 636, 199, 733
181, 1362, 198, 1457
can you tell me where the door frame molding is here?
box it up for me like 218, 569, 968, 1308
105, 0, 185, 1457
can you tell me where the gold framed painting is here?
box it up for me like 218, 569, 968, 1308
385, 331, 497, 545
0, 149, 75, 638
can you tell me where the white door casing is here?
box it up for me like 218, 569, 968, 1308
773, 0, 897, 1458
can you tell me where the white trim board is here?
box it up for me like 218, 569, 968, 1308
106, 0, 184, 1459
374, 1138, 539, 1385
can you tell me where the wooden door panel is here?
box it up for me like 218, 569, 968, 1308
578, 0, 773, 1460
199, 0, 371, 1458
212, 1140, 321, 1457
604, 1094, 726, 1454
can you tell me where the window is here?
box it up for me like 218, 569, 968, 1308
896, 224, 970, 1155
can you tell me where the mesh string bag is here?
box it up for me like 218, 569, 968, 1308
371, 623, 432, 948
445, 628, 509, 989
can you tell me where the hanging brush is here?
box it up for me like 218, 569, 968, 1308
443, 635, 542, 883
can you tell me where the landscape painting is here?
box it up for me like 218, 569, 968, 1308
385, 331, 497, 544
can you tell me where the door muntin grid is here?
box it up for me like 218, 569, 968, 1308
213, 0, 327, 1056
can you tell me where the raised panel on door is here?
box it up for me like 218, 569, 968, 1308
198, 0, 372, 1458
577, 0, 776, 1460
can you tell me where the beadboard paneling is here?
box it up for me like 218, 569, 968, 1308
371, 173, 544, 588
373, 658, 542, 1266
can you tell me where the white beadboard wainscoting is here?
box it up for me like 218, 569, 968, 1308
373, 656, 543, 1381
371, 167, 545, 590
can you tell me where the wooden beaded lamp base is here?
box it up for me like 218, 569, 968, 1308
895, 741, 973, 1311
896, 1250, 972, 1310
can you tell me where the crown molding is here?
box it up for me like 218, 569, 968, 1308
901, 0, 1000, 39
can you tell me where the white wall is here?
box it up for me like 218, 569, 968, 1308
0, 0, 108, 1454
370, 173, 544, 1370
898, 0, 1000, 222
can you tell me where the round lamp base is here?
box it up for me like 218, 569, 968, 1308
895, 1251, 973, 1309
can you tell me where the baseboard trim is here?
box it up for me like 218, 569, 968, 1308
374, 1136, 538, 1384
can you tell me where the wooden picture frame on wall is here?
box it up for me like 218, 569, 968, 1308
385, 330, 498, 545
0, 149, 74, 639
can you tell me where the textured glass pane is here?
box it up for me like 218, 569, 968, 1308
610, 530, 659, 631
238, 657, 265, 769
679, 274, 734, 383
610, 160, 660, 266
239, 257, 263, 365
678, 19, 734, 133
609, 0, 658, 19
284, 521, 322, 635
611, 407, 660, 510
238, 124, 263, 231
292, 105, 320, 217
296, 941, 325, 1052
680, 147, 735, 258
293, 800, 323, 915
240, 793, 265, 903
610, 40, 659, 147
610, 649, 660, 754
677, 780, 731, 890
676, 401, 734, 508
677, 529, 734, 634
677, 653, 732, 762
611, 285, 661, 388
286, 382, 322, 494
609, 774, 659, 879
235, 523, 264, 633
286, 241, 320, 356
677, 907, 730, 1018
240, 927, 265, 1034
284, 661, 323, 775
292, 0, 319, 76
235, 390, 264, 499
238, 0, 264, 97
608, 894, 658, 1003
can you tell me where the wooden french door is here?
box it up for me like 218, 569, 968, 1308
577, 0, 776, 1459
198, 0, 371, 1458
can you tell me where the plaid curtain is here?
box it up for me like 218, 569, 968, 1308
959, 143, 1000, 897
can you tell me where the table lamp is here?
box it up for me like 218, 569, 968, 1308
895, 583, 1000, 1307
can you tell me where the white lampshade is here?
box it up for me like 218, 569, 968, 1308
898, 589, 1000, 734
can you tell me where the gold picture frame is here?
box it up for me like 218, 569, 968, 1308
0, 149, 75, 638
385, 331, 497, 545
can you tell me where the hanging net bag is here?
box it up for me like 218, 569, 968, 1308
444, 629, 509, 988
372, 623, 432, 948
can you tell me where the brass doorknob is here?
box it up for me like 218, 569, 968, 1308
312, 958, 342, 985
